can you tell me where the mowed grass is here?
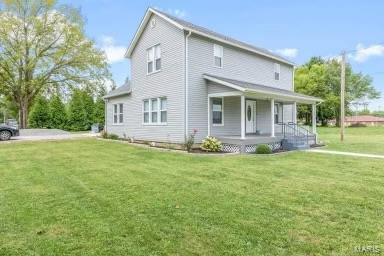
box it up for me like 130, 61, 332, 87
0, 139, 383, 255
318, 126, 384, 154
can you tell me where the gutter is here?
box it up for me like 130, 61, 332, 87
185, 30, 192, 139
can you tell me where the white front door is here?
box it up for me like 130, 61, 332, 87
245, 100, 257, 133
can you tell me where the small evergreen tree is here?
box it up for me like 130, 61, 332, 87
49, 94, 67, 129
93, 87, 106, 127
29, 96, 50, 128
67, 89, 94, 131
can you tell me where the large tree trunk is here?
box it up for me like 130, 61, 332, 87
19, 101, 29, 129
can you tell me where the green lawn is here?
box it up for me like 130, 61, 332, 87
317, 126, 384, 154
0, 139, 383, 255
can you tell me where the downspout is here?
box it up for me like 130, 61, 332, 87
185, 30, 192, 139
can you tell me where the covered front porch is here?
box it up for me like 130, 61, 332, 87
204, 74, 323, 152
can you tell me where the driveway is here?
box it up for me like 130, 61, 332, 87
9, 129, 98, 142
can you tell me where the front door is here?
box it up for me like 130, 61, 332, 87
245, 100, 257, 133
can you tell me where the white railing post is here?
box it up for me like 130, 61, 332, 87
241, 95, 245, 139
271, 99, 275, 137
293, 101, 297, 124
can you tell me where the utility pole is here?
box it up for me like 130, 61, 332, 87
340, 51, 346, 142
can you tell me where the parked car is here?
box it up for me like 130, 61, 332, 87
0, 124, 19, 141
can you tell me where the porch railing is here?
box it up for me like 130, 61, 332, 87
276, 122, 314, 146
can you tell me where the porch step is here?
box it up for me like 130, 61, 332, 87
282, 138, 310, 151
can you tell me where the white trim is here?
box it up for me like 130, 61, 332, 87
204, 74, 322, 103
203, 75, 246, 92
146, 44, 161, 75
312, 104, 317, 134
207, 97, 211, 136
185, 30, 192, 138
207, 91, 243, 97
240, 95, 245, 139
211, 97, 224, 126
112, 103, 124, 125
125, 8, 295, 66
142, 97, 167, 125
213, 44, 223, 68
293, 102, 297, 123
270, 99, 275, 137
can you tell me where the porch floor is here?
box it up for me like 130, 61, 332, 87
218, 134, 284, 145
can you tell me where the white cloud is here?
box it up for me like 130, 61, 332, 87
273, 48, 298, 58
99, 35, 126, 64
350, 43, 384, 63
154, 7, 187, 18
168, 8, 187, 18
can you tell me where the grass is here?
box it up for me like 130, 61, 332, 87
318, 126, 384, 154
0, 139, 383, 255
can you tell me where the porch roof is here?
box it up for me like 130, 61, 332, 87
203, 74, 323, 104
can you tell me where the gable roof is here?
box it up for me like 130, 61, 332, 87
125, 8, 295, 66
103, 81, 131, 99
203, 74, 323, 103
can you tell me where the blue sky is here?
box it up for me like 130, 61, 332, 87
62, 0, 384, 110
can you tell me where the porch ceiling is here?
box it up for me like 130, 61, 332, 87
204, 74, 323, 104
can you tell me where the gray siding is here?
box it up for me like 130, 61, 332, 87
207, 81, 237, 94
211, 96, 241, 136
105, 96, 130, 137
106, 14, 186, 143
188, 34, 293, 141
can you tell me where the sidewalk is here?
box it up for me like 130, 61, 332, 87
306, 149, 384, 159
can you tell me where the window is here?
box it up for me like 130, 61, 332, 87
143, 100, 149, 123
147, 44, 161, 74
143, 97, 167, 124
274, 63, 280, 80
113, 103, 123, 124
274, 103, 282, 124
212, 97, 223, 125
214, 44, 223, 68
160, 98, 167, 123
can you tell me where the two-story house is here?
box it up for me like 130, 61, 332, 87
104, 8, 322, 152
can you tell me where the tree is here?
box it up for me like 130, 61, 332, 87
67, 89, 94, 131
295, 57, 380, 126
0, 0, 111, 128
29, 96, 50, 128
49, 94, 67, 129
93, 86, 106, 127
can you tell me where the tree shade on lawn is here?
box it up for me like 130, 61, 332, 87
0, 139, 383, 255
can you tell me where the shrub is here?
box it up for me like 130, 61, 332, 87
184, 129, 197, 152
350, 122, 367, 127
100, 130, 108, 139
107, 133, 119, 140
49, 94, 67, 129
256, 144, 272, 154
201, 136, 222, 152
29, 96, 50, 128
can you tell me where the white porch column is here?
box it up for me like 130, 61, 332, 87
240, 95, 245, 139
293, 102, 297, 124
207, 97, 211, 136
270, 99, 275, 137
312, 104, 317, 134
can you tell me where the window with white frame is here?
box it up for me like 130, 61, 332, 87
212, 97, 223, 125
143, 97, 167, 124
274, 63, 280, 80
147, 44, 161, 74
214, 44, 223, 68
113, 103, 123, 124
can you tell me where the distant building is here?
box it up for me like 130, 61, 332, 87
329, 115, 384, 127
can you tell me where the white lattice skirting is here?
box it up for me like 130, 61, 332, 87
222, 142, 282, 153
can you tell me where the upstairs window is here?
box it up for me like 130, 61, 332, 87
212, 97, 224, 125
274, 63, 280, 80
147, 44, 161, 74
214, 44, 223, 68
113, 103, 123, 124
